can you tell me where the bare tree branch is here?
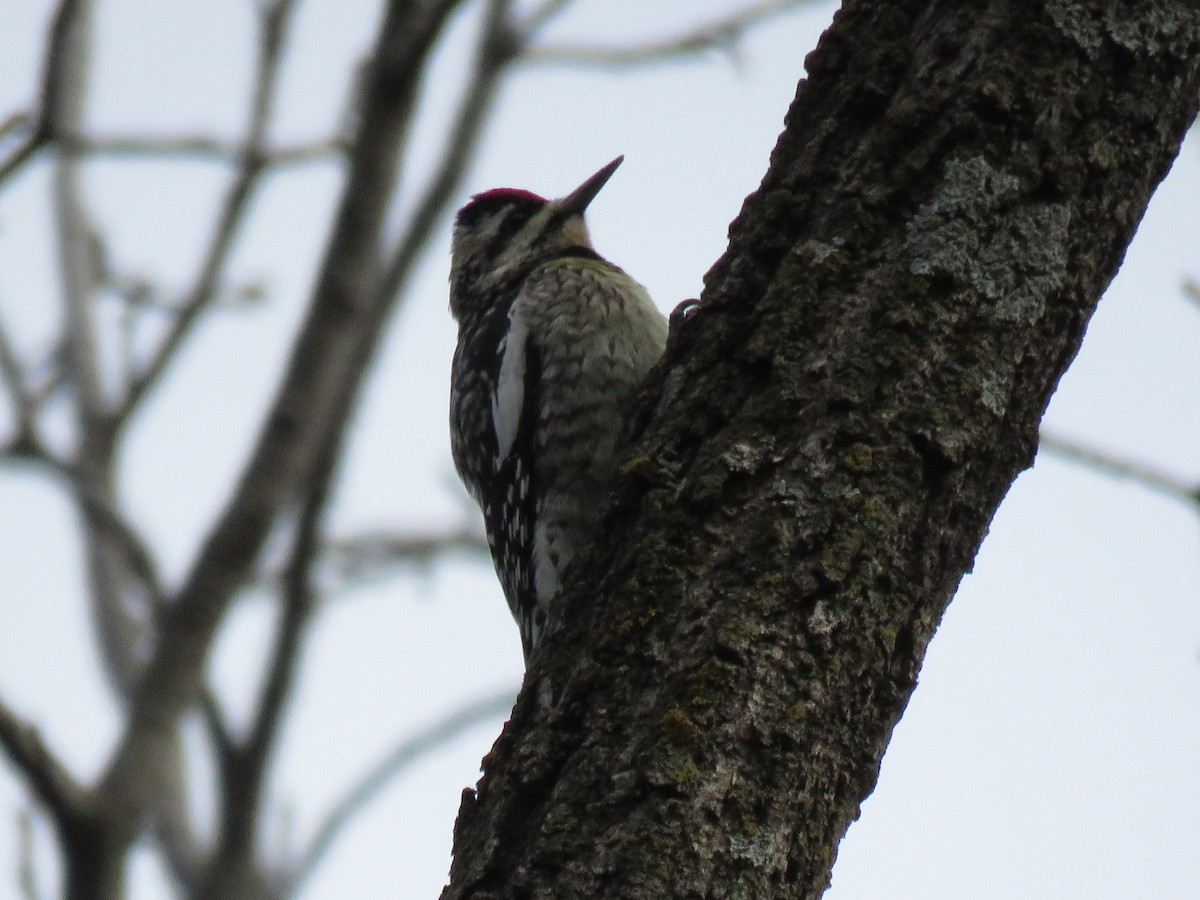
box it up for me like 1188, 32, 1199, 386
1039, 431, 1200, 509
60, 134, 343, 166
1181, 274, 1200, 308
285, 687, 517, 897
0, 0, 84, 189
48, 0, 153, 701
0, 111, 31, 145
521, 0, 813, 68
320, 527, 489, 586
198, 688, 235, 765
202, 2, 526, 873
38, 3, 214, 891
149, 735, 210, 893
203, 2, 522, 876
202, 444, 334, 897
0, 436, 166, 612
29, 341, 66, 409
16, 808, 44, 900
380, 0, 518, 302
73, 482, 169, 610
0, 432, 202, 893
118, 0, 302, 423
0, 699, 85, 834
0, 317, 35, 441
94, 1, 473, 885
54, 7, 104, 426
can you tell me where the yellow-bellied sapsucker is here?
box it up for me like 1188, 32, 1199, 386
449, 156, 668, 661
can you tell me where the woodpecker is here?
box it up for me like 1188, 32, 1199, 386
449, 156, 668, 662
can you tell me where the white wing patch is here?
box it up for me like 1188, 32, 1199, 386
491, 303, 529, 466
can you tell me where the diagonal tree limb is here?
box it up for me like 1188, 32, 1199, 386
244, 448, 334, 779
200, 442, 335, 898
522, 0, 816, 68
118, 0, 303, 424
0, 699, 86, 837
54, 2, 104, 430
0, 111, 30, 145
0, 0, 85, 189
284, 687, 518, 897
0, 435, 167, 612
29, 340, 66, 409
0, 317, 35, 442
73, 484, 168, 611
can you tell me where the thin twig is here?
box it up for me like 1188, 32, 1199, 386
118, 0, 303, 422
30, 341, 66, 408
74, 483, 169, 608
320, 527, 489, 586
199, 688, 234, 765
285, 687, 517, 896
1039, 431, 1200, 509
0, 318, 34, 438
1181, 274, 1200, 309
0, 0, 85, 189
0, 111, 31, 145
380, 0, 518, 302
0, 698, 84, 832
1, 434, 170, 644
53, 0, 104, 427
17, 808, 44, 900
211, 440, 335, 884
63, 134, 343, 166
523, 0, 813, 68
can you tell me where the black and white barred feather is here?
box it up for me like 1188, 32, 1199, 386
449, 158, 667, 661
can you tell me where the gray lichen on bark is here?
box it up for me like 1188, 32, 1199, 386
907, 156, 1072, 322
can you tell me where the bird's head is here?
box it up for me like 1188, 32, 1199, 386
449, 156, 624, 325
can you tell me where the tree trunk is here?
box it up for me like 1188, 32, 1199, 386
443, 2, 1200, 898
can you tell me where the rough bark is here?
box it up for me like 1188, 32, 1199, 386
443, 2, 1200, 898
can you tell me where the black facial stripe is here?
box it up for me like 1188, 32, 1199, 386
484, 204, 540, 260
456, 194, 543, 233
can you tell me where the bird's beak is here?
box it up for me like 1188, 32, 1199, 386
559, 156, 624, 216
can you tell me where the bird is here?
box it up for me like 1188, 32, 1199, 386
448, 156, 668, 662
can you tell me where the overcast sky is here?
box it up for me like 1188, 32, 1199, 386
1, 2, 1198, 897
